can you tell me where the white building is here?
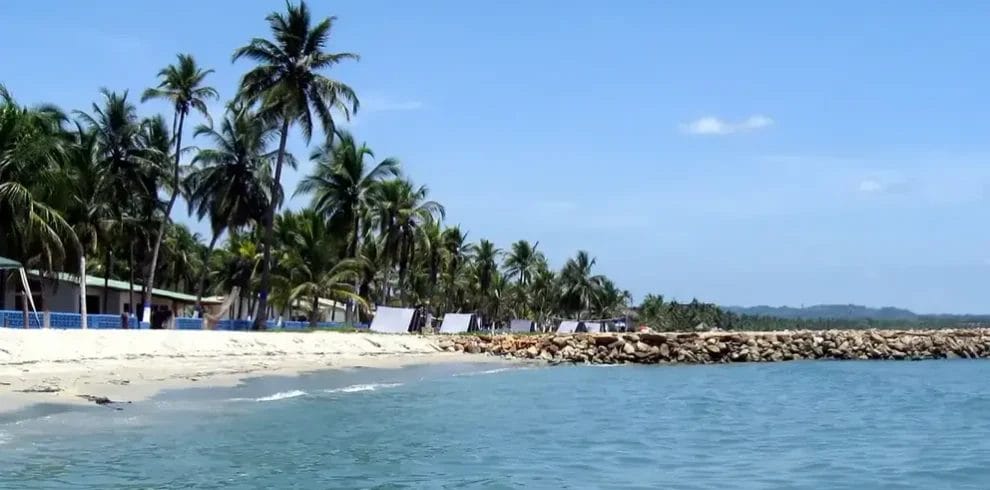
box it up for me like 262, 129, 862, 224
202, 294, 347, 324
1, 272, 212, 329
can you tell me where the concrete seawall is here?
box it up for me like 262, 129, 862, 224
441, 329, 990, 364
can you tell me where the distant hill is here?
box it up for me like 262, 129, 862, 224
726, 304, 918, 320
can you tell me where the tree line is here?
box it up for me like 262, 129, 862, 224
635, 295, 990, 332
0, 1, 634, 329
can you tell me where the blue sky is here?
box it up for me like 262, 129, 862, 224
2, 1, 989, 313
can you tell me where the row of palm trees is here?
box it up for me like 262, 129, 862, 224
0, 1, 632, 329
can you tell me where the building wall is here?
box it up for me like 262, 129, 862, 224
2, 279, 187, 317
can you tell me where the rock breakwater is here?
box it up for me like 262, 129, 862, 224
440, 330, 990, 364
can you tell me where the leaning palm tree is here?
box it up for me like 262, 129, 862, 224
233, 0, 359, 329
140, 54, 216, 323
185, 105, 278, 311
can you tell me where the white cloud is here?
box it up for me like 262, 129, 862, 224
681, 114, 774, 135
858, 179, 885, 193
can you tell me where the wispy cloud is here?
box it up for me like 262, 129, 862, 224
857, 179, 886, 193
681, 115, 774, 135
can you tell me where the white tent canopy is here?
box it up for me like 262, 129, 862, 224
509, 319, 535, 333
370, 306, 417, 333
557, 320, 583, 333
439, 313, 479, 333
582, 322, 602, 333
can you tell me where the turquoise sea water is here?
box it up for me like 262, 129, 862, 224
2, 360, 990, 489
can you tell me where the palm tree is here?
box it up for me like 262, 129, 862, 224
474, 240, 500, 302
440, 226, 473, 312
185, 105, 276, 312
371, 179, 444, 305
276, 209, 365, 326
140, 54, 217, 323
76, 89, 157, 316
0, 85, 76, 316
296, 130, 398, 322
503, 240, 544, 287
593, 278, 632, 319
559, 250, 605, 319
63, 124, 117, 321
297, 131, 399, 257
233, 0, 359, 329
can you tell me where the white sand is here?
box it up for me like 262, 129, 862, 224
0, 329, 487, 412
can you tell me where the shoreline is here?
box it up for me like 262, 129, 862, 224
0, 329, 503, 414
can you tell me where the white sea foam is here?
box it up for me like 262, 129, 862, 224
324, 383, 403, 394
453, 367, 523, 377
254, 390, 308, 402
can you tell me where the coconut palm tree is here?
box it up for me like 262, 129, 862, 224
140, 54, 217, 323
76, 89, 161, 313
297, 130, 399, 258
62, 124, 118, 320
439, 226, 473, 312
185, 105, 277, 312
276, 209, 365, 326
503, 240, 544, 287
0, 85, 76, 314
474, 239, 500, 302
371, 179, 444, 305
296, 131, 398, 322
559, 250, 605, 319
233, 0, 359, 329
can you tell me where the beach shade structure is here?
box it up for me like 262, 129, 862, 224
557, 320, 585, 333
509, 319, 536, 333
0, 256, 40, 327
370, 306, 418, 333
580, 322, 603, 333
439, 313, 480, 333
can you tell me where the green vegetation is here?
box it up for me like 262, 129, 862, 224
0, 1, 633, 329
636, 295, 990, 331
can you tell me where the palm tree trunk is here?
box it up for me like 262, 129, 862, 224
194, 232, 220, 315
310, 293, 319, 328
128, 243, 135, 326
143, 111, 184, 324
103, 248, 113, 313
380, 264, 391, 305
78, 252, 88, 329
254, 117, 290, 330
346, 214, 360, 324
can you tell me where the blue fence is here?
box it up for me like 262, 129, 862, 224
0, 310, 368, 331
1, 310, 43, 328
2, 310, 144, 329
175, 317, 204, 330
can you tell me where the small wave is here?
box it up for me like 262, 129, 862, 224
324, 383, 402, 394
453, 367, 522, 377
255, 390, 308, 402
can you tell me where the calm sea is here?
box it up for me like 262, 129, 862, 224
2, 360, 990, 489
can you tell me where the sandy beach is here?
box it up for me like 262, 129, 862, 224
0, 329, 488, 412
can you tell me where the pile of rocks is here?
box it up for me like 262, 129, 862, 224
438, 329, 990, 364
